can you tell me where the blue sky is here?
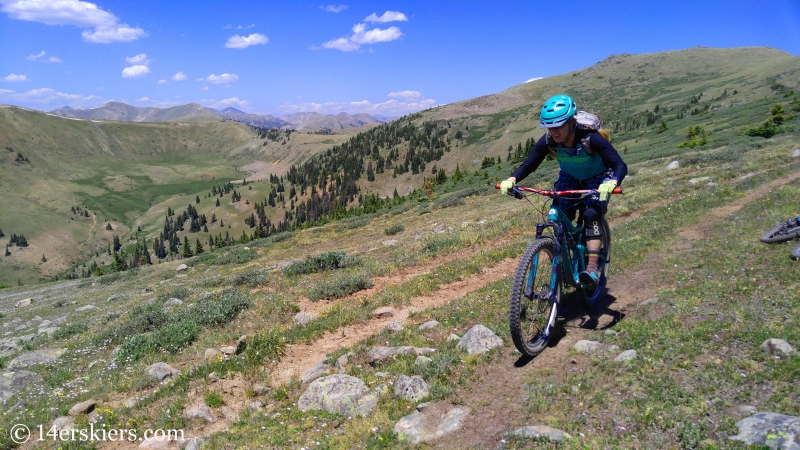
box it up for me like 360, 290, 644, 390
1, 0, 799, 117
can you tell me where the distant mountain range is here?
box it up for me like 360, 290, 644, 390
48, 101, 392, 132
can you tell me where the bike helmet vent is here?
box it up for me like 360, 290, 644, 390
539, 94, 577, 128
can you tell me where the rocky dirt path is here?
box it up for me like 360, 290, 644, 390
431, 170, 800, 448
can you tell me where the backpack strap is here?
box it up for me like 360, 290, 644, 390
581, 135, 595, 156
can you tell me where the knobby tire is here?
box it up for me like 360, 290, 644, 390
509, 238, 559, 357
760, 220, 800, 244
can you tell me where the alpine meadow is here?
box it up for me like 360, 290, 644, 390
1, 46, 800, 449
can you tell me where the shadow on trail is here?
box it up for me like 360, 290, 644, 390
560, 290, 625, 330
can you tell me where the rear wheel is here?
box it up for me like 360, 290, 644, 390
760, 218, 800, 244
583, 219, 610, 305
509, 238, 560, 357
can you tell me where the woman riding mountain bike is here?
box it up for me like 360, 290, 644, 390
500, 94, 628, 286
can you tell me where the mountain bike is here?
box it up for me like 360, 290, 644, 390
759, 216, 800, 261
498, 184, 622, 357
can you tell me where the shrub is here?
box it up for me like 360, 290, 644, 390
96, 303, 168, 345
212, 247, 258, 266
51, 321, 88, 340
435, 195, 465, 209
228, 269, 269, 288
744, 119, 778, 138
283, 251, 359, 276
175, 289, 251, 327
205, 392, 224, 408
384, 224, 405, 236
243, 330, 286, 366
307, 273, 373, 301
421, 235, 462, 255
345, 218, 370, 229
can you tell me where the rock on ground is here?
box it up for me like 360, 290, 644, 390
394, 408, 468, 444
294, 311, 316, 325
511, 425, 572, 442
614, 349, 638, 362
394, 375, 430, 402
7, 348, 67, 369
419, 320, 440, 331
68, 399, 97, 416
145, 362, 180, 381
0, 370, 40, 403
573, 340, 604, 353
300, 359, 331, 384
456, 324, 503, 354
729, 412, 800, 448
760, 339, 797, 356
183, 404, 215, 423
297, 374, 378, 417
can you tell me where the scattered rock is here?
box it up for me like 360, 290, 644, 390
293, 311, 316, 325
382, 239, 399, 246
125, 399, 136, 408
52, 416, 74, 432
297, 374, 378, 417
729, 412, 800, 448
164, 298, 183, 306
145, 362, 180, 381
15, 298, 32, 308
253, 385, 269, 396
335, 352, 353, 373
511, 425, 572, 442
38, 327, 59, 336
394, 375, 430, 402
179, 437, 204, 450
639, 297, 658, 306
737, 405, 758, 415
419, 320, 440, 331
793, 149, 800, 158
204, 348, 222, 362
666, 161, 680, 170
604, 329, 619, 336
760, 339, 797, 356
689, 176, 711, 185
300, 359, 331, 384
208, 372, 219, 382
249, 400, 263, 410
7, 348, 67, 369
446, 333, 461, 343
573, 340, 604, 353
615, 350, 638, 363
183, 404, 216, 423
175, 264, 188, 272
76, 304, 97, 312
139, 435, 172, 449
415, 347, 436, 355
68, 399, 97, 416
106, 296, 120, 303
456, 324, 503, 354
375, 372, 391, 378
385, 321, 404, 332
394, 408, 468, 444
219, 346, 238, 355
416, 402, 430, 411
370, 306, 396, 318
0, 370, 40, 403
368, 346, 415, 362
739, 172, 757, 180
0, 339, 21, 357
235, 335, 247, 354
375, 384, 389, 396
415, 356, 433, 366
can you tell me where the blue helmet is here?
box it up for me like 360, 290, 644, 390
539, 94, 577, 128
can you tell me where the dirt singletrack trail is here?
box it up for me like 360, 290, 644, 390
431, 171, 800, 448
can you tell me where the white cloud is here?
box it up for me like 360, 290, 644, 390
364, 11, 407, 23
388, 90, 421, 99
138, 96, 150, 102
195, 78, 204, 81
237, 23, 254, 29
524, 77, 543, 83
322, 23, 403, 52
171, 71, 187, 81
2, 73, 29, 82
225, 33, 268, 49
205, 73, 239, 84
277, 91, 435, 116
121, 65, 150, 78
157, 79, 166, 84
1, 0, 146, 43
201, 86, 209, 91
207, 97, 249, 109
26, 50, 62, 62
322, 5, 347, 12
125, 53, 148, 65
0, 87, 100, 106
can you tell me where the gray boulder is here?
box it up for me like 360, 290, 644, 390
368, 346, 415, 362
164, 298, 183, 307
793, 149, 800, 158
614, 350, 638, 363
394, 375, 430, 402
573, 340, 604, 353
760, 339, 797, 356
68, 399, 97, 416
456, 324, 503, 354
419, 320, 440, 331
511, 425, 572, 442
666, 160, 680, 170
300, 359, 331, 384
145, 362, 180, 381
183, 404, 215, 423
294, 311, 316, 325
0, 370, 40, 403
8, 348, 67, 369
729, 412, 800, 448
298, 374, 378, 417
176, 264, 188, 271
394, 408, 468, 444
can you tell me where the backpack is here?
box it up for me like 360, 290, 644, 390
545, 110, 610, 157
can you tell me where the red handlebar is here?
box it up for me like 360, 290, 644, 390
494, 184, 623, 196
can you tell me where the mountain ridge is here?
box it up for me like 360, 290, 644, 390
48, 101, 391, 132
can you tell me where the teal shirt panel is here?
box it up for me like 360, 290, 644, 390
554, 142, 607, 180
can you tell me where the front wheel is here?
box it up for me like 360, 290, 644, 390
760, 218, 800, 244
509, 238, 560, 357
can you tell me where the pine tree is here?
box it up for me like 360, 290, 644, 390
41, 254, 47, 263
4, 245, 10, 257
182, 236, 193, 258
105, 222, 113, 231
113, 235, 122, 252
216, 198, 220, 207
195, 238, 204, 255
0, 228, 4, 237
196, 195, 201, 204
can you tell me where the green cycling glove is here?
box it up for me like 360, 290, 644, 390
598, 179, 617, 201
500, 177, 516, 195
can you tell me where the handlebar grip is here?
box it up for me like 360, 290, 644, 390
613, 187, 623, 194
495, 183, 501, 189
